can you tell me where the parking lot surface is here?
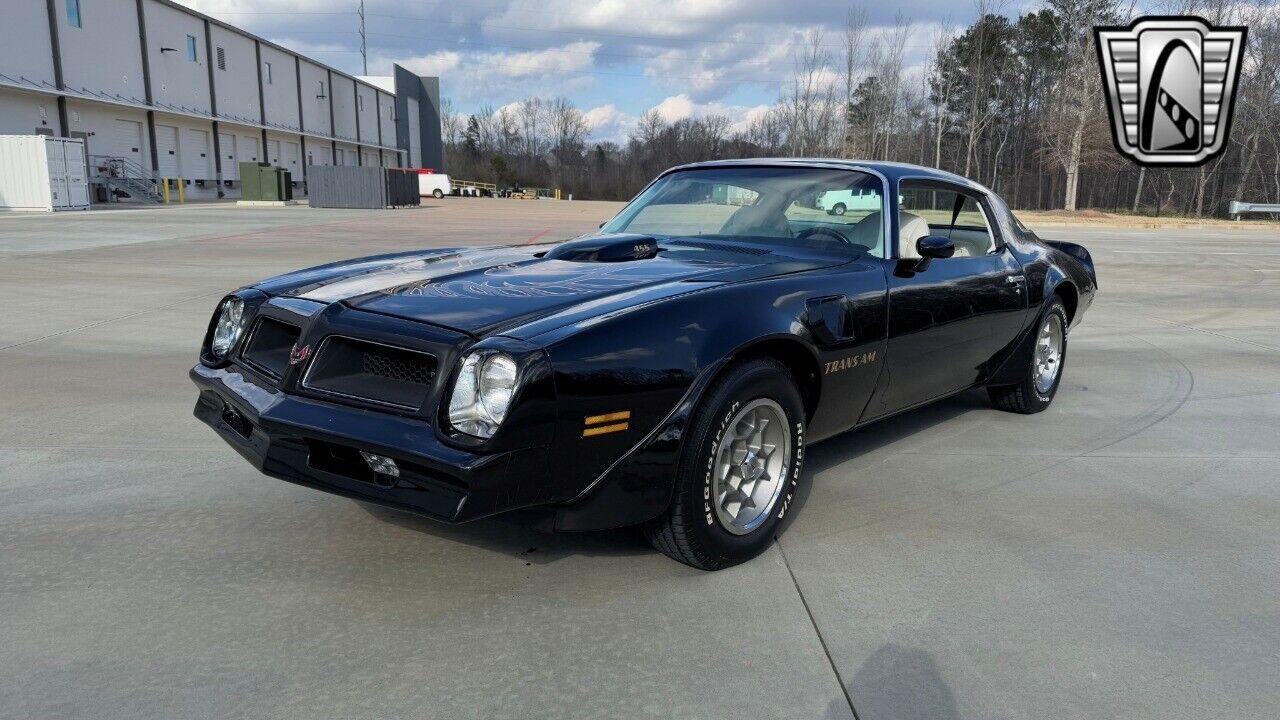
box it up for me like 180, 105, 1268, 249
2, 200, 1277, 719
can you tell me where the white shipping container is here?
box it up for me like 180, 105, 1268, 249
0, 135, 90, 212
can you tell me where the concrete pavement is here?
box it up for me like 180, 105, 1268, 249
1, 200, 1277, 719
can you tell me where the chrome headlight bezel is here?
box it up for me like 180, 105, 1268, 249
446, 350, 521, 439
210, 297, 247, 359
202, 293, 260, 366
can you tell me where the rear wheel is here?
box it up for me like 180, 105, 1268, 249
644, 359, 806, 570
432, 189, 444, 199
988, 298, 1068, 414
829, 202, 847, 216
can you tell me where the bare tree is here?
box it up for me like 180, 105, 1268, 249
1041, 0, 1120, 210
546, 97, 589, 185
439, 97, 464, 148
842, 8, 869, 157
516, 98, 544, 161
780, 30, 840, 157
928, 24, 959, 168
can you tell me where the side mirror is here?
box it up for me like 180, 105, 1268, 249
898, 235, 955, 276
917, 235, 955, 259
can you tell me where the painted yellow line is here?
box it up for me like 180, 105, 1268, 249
582, 422, 629, 437
584, 410, 631, 425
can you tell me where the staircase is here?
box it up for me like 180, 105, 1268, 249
88, 155, 164, 203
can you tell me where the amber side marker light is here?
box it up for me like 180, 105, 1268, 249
583, 410, 630, 437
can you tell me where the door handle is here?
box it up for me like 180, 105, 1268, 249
1006, 275, 1026, 285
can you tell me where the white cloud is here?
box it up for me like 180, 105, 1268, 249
645, 95, 772, 136
652, 95, 696, 123
397, 51, 462, 78
584, 103, 622, 129
500, 41, 602, 78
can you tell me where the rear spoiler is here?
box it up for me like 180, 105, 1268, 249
1042, 238, 1095, 283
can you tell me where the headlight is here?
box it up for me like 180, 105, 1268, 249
448, 351, 519, 439
210, 297, 246, 358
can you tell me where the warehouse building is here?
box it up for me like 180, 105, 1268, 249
0, 0, 443, 200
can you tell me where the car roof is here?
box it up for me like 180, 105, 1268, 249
667, 158, 993, 195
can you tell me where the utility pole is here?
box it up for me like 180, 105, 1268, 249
358, 0, 367, 75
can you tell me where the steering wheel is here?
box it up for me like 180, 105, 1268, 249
794, 226, 854, 246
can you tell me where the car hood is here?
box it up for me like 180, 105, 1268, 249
254, 238, 840, 337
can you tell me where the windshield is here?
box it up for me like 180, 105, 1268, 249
602, 167, 886, 257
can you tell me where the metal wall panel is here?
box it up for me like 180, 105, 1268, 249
144, 0, 212, 114
406, 96, 421, 168
305, 165, 419, 209
57, 0, 147, 103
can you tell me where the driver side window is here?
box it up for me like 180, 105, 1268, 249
898, 183, 998, 259
782, 177, 886, 258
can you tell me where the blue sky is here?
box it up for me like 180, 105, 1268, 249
176, 0, 982, 141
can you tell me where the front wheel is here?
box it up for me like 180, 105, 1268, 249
644, 358, 807, 570
432, 189, 444, 199
988, 298, 1068, 414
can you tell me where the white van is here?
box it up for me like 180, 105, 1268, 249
815, 188, 881, 216
418, 172, 452, 199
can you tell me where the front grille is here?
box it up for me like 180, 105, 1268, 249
241, 317, 301, 380
303, 336, 437, 410
362, 347, 434, 384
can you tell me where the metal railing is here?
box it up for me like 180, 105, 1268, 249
88, 155, 163, 203
1228, 201, 1280, 220
451, 178, 498, 196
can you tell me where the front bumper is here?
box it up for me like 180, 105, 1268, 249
191, 364, 548, 522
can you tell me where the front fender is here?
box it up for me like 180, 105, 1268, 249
538, 262, 888, 531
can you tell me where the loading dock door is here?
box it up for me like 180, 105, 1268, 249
182, 129, 211, 180
284, 142, 300, 174
111, 119, 145, 166
237, 135, 260, 165
155, 125, 180, 178
219, 132, 238, 180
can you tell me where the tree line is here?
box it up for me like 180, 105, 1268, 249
440, 0, 1280, 216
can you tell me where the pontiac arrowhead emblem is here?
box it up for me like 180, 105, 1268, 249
1095, 16, 1247, 166
289, 343, 312, 366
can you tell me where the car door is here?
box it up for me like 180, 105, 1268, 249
863, 179, 1028, 419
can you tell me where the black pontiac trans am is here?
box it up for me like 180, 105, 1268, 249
192, 160, 1096, 569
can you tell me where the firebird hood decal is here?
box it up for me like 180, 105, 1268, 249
264, 244, 832, 336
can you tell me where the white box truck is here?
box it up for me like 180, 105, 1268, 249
0, 135, 91, 212
417, 171, 452, 199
